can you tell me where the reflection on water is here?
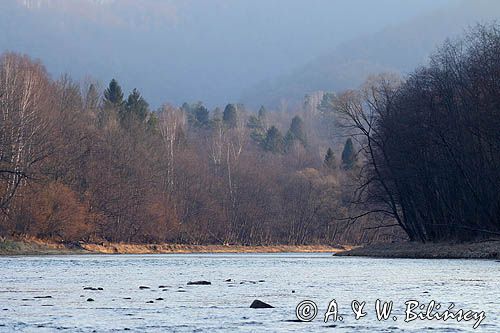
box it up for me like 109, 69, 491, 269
0, 254, 498, 332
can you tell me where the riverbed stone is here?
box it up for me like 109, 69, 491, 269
250, 300, 274, 308
187, 281, 211, 285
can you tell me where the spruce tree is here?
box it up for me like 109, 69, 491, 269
223, 104, 238, 128
183, 102, 209, 127
324, 147, 337, 169
263, 126, 284, 153
341, 138, 356, 169
123, 88, 149, 122
285, 115, 307, 149
103, 79, 124, 109
247, 115, 264, 143
194, 103, 209, 127
247, 115, 260, 129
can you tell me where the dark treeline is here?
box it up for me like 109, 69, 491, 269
328, 24, 500, 242
0, 53, 377, 245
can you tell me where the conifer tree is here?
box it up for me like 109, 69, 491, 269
194, 103, 209, 127
123, 88, 149, 122
223, 104, 238, 128
182, 102, 209, 127
103, 79, 124, 109
324, 147, 337, 169
263, 126, 284, 153
247, 115, 260, 129
285, 115, 307, 149
341, 138, 356, 169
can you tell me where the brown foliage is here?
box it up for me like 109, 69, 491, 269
13, 182, 90, 241
0, 51, 408, 246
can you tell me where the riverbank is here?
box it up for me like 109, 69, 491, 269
81, 242, 347, 254
336, 240, 500, 259
2, 238, 499, 258
0, 238, 88, 255
0, 238, 347, 255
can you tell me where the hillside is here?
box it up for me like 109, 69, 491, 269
241, 0, 500, 108
0, 0, 452, 107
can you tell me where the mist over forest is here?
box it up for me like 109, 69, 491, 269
0, 0, 499, 246
4, 0, 497, 108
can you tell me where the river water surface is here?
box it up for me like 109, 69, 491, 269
0, 254, 498, 332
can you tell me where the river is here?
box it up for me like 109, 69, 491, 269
0, 254, 498, 332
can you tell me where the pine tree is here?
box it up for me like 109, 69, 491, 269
324, 147, 337, 169
247, 115, 264, 143
263, 126, 284, 153
285, 115, 307, 149
103, 79, 124, 109
341, 138, 356, 169
246, 115, 259, 128
193, 103, 209, 127
183, 102, 209, 127
223, 104, 238, 128
123, 88, 149, 122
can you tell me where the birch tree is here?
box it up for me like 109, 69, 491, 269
157, 104, 185, 192
0, 53, 53, 214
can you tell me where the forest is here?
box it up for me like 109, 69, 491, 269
0, 55, 367, 246
332, 24, 500, 242
0, 24, 498, 245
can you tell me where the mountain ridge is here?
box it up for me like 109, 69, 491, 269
241, 0, 500, 108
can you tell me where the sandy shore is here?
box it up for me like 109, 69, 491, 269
0, 239, 347, 255
336, 240, 500, 259
81, 242, 347, 254
2, 238, 499, 259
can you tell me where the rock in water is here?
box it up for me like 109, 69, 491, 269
250, 300, 274, 308
86, 298, 94, 302
187, 281, 211, 285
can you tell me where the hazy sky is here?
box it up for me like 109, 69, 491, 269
2, 0, 455, 107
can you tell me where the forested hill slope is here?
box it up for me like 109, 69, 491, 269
241, 0, 500, 108
0, 0, 452, 108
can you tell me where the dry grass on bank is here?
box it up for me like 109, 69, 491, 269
81, 243, 348, 254
0, 238, 87, 255
0, 238, 349, 255
3, 238, 499, 259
